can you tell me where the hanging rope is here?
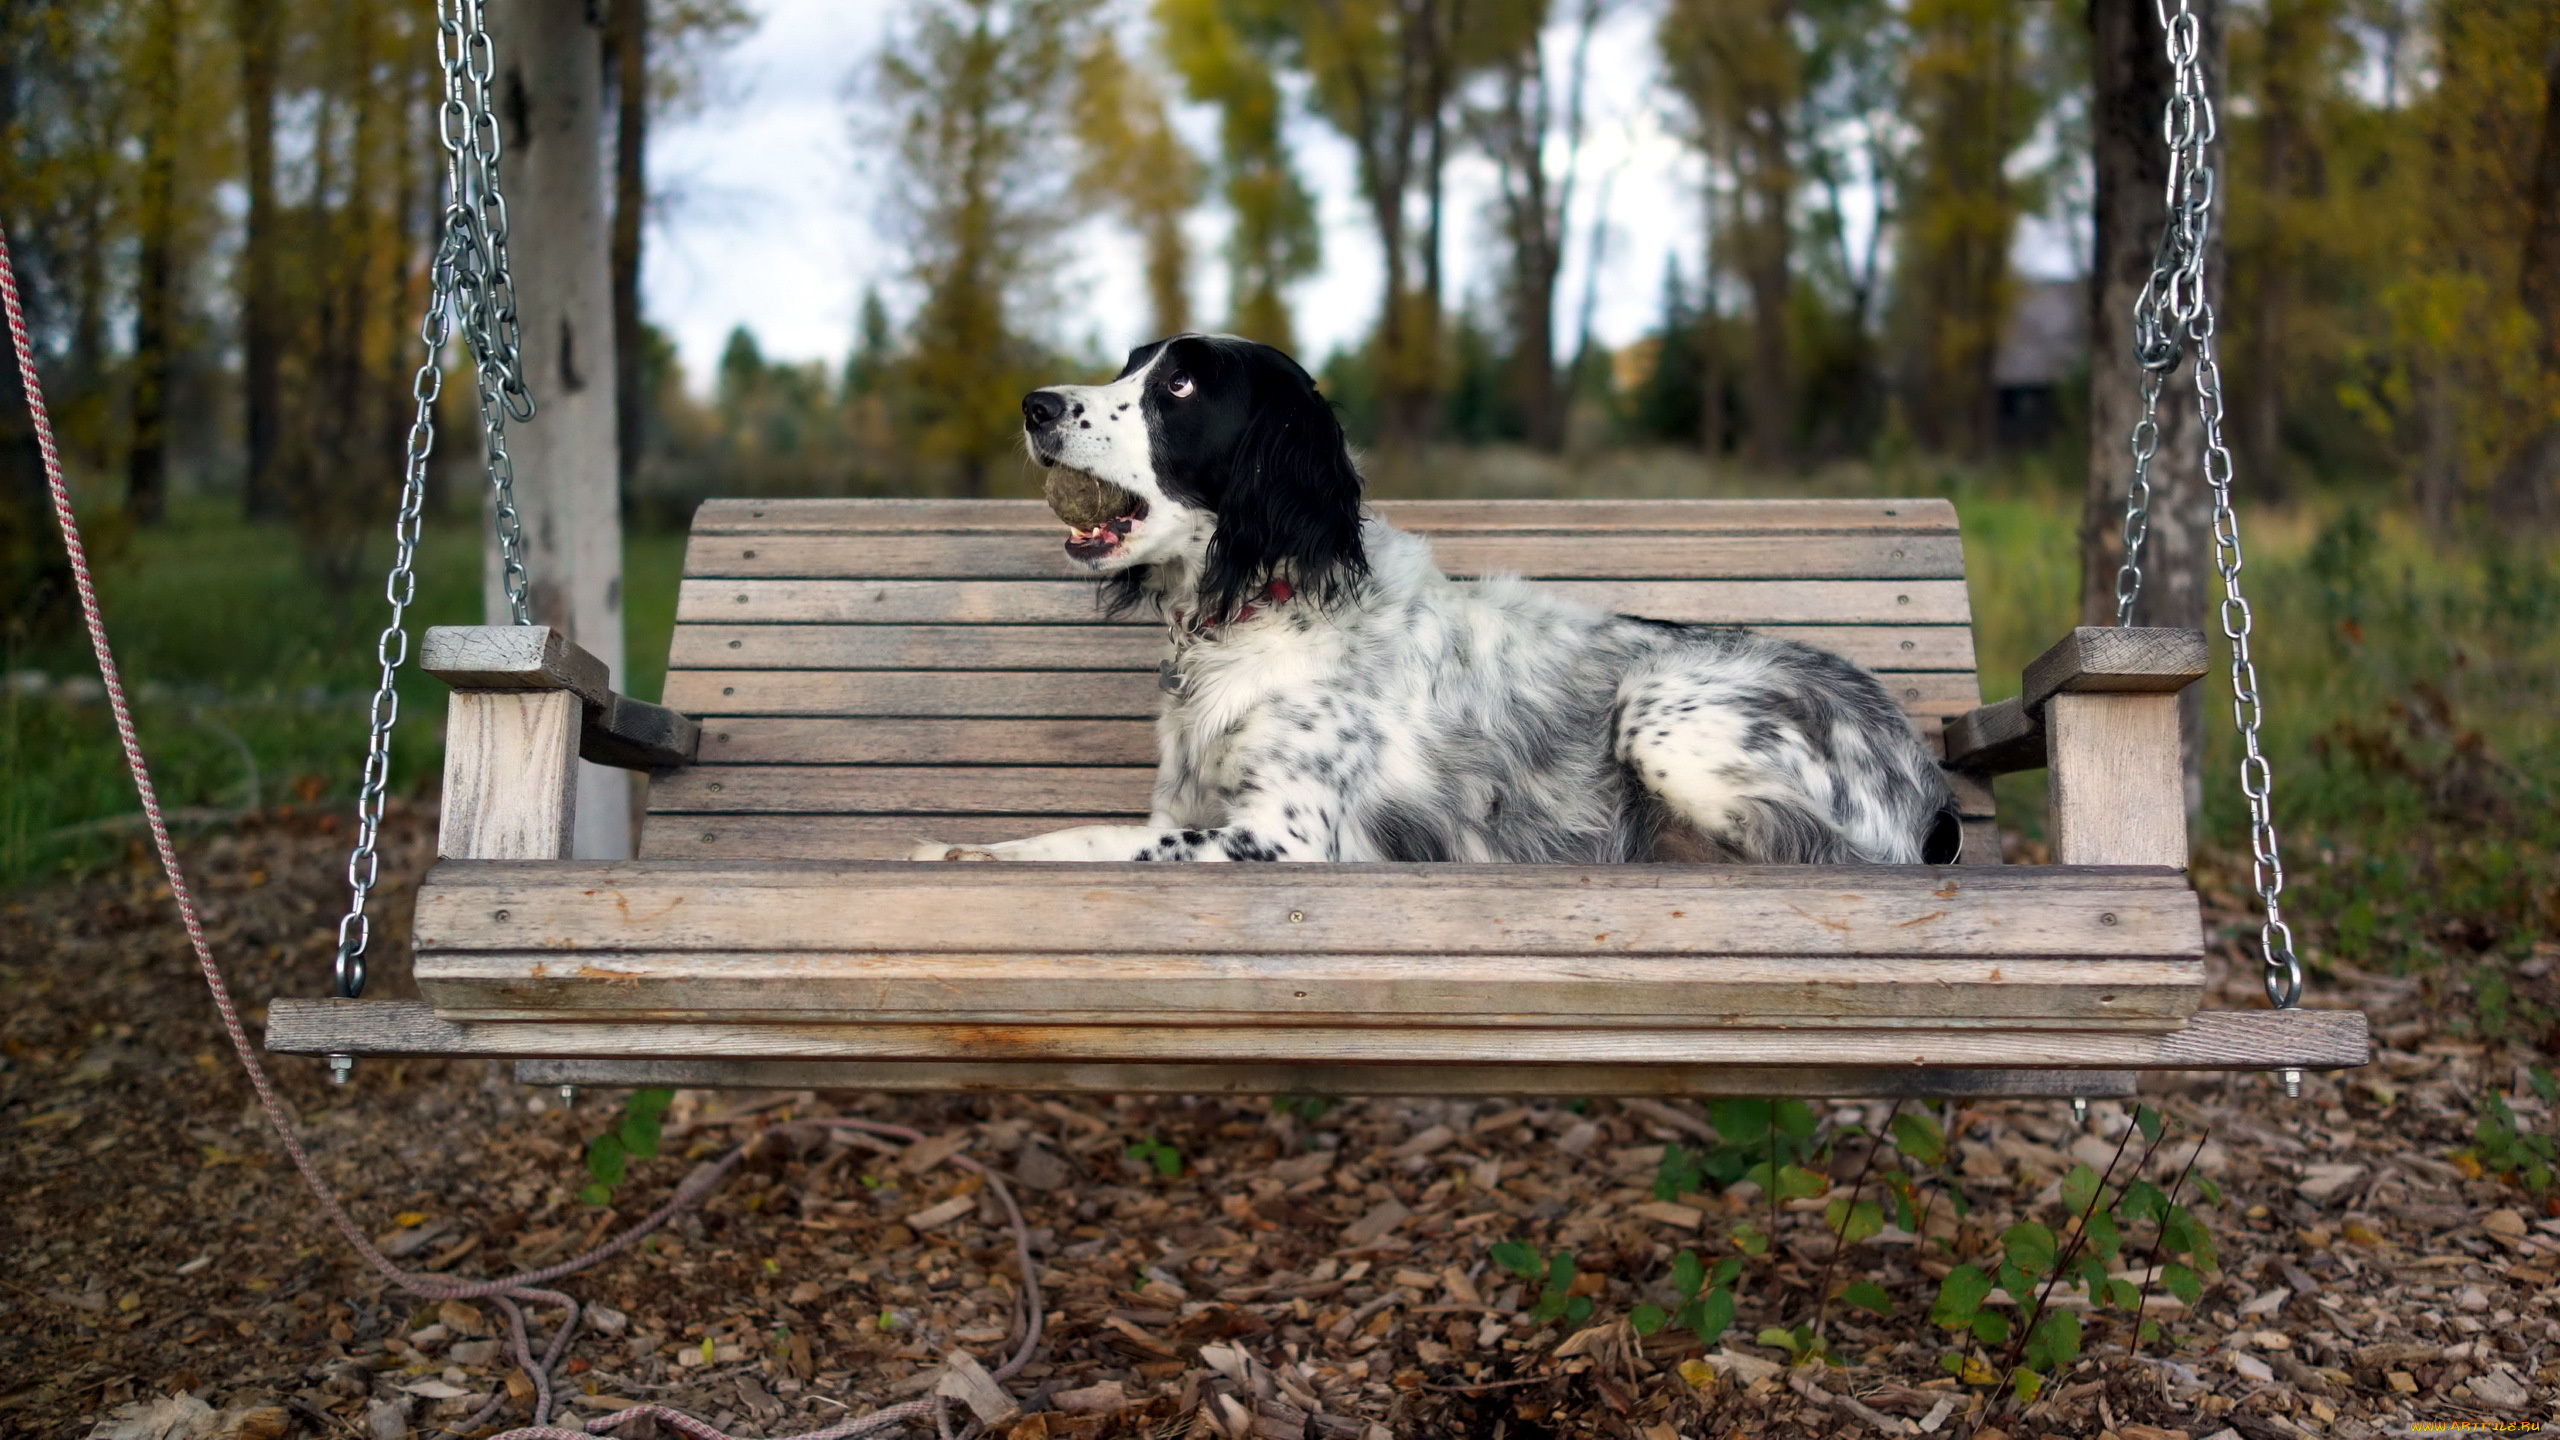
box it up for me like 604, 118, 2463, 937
0, 221, 1041, 1440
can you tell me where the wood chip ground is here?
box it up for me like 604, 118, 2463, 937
3, 807, 2554, 1438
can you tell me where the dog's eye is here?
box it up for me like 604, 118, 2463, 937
1166, 372, 1196, 399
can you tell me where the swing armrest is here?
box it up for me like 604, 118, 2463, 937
421, 625, 699, 772
421, 626, 696, 862
1945, 627, 2209, 868
1944, 697, 2043, 775
1944, 627, 2209, 776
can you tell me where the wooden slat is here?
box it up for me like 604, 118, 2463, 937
264, 1000, 2373, 1070
410, 861, 2201, 958
677, 579, 1976, 627
664, 671, 1160, 718
650, 760, 1992, 823
660, 669, 1982, 721
689, 497, 1964, 536
418, 949, 2199, 1026
693, 718, 1160, 766
512, 1057, 2138, 1098
683, 532, 1966, 582
638, 813, 1137, 860
652, 765, 1150, 815
669, 623, 1979, 674
679, 721, 1990, 817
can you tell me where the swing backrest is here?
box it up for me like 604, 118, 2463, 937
640, 498, 1991, 860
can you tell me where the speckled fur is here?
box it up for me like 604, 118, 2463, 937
913, 335, 1957, 865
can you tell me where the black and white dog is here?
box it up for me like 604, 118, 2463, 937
912, 334, 1959, 865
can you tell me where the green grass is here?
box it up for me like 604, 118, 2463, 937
2, 499, 687, 885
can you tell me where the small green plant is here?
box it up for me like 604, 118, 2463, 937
1932, 1106, 2223, 1408
578, 1088, 674, 1206
1489, 1241, 1592, 1327
1125, 1135, 1185, 1178
1629, 1249, 1743, 1347
2465, 1067, 2558, 1195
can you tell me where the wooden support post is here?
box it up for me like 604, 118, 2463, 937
2026, 626, 2207, 867
439, 691, 580, 859
2048, 694, 2186, 867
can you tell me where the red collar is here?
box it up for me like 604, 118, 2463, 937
1170, 578, 1294, 636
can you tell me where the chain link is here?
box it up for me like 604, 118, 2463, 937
330, 0, 539, 999
2113, 0, 2300, 1012
438, 0, 536, 625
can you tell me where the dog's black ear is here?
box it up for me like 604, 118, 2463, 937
1199, 369, 1366, 623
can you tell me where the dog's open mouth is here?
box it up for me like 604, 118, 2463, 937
1045, 467, 1148, 561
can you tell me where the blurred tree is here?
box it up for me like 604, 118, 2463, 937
2335, 0, 2559, 530
875, 0, 1099, 495
1157, 0, 1318, 347
1471, 0, 1605, 452
272, 0, 438, 593
1074, 28, 1205, 338
1660, 0, 1799, 465
1630, 256, 1707, 444
2224, 0, 2348, 500
1898, 0, 2051, 460
2517, 16, 2560, 527
609, 0, 649, 499
125, 0, 184, 525
1262, 0, 1485, 454
233, 0, 281, 519
0, 5, 88, 641
1796, 0, 1909, 452
605, 1, 754, 498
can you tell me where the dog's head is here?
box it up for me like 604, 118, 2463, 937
1022, 334, 1365, 622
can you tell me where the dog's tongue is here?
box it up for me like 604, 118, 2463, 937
1044, 468, 1137, 530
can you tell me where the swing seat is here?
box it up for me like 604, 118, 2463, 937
264, 498, 2367, 1097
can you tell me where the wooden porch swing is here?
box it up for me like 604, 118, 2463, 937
263, 495, 2369, 1098
262, 0, 2364, 1101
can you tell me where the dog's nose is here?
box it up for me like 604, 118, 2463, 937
1022, 390, 1069, 431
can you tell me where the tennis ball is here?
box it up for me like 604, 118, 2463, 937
1044, 467, 1138, 529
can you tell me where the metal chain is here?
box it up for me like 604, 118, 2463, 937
438, 0, 536, 625
2113, 0, 2301, 1019
327, 0, 539, 1020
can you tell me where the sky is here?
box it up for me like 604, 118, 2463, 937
642, 0, 2074, 392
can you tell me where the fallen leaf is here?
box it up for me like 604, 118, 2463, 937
1387, 1125, 1454, 1161
1340, 1198, 1410, 1247
1631, 1200, 1703, 1231
1050, 1380, 1127, 1414
907, 1196, 974, 1231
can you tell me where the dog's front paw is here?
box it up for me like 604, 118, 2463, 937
908, 842, 1003, 862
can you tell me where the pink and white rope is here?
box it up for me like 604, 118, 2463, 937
0, 222, 1037, 1440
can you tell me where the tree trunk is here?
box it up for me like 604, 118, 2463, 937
237, 0, 283, 520
489, 0, 633, 859
1740, 174, 1792, 467
2492, 31, 2560, 528
2083, 0, 2217, 842
127, 0, 183, 526
608, 0, 647, 499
